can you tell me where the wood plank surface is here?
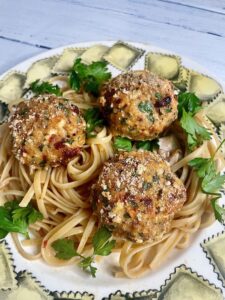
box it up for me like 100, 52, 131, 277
0, 0, 225, 81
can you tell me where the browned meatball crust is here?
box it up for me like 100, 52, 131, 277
99, 70, 178, 140
91, 151, 186, 243
9, 95, 86, 168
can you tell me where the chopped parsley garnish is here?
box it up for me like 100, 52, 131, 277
138, 101, 154, 122
83, 107, 104, 138
188, 139, 225, 223
29, 80, 62, 96
69, 58, 111, 96
152, 174, 159, 182
142, 181, 152, 190
0, 200, 43, 239
52, 227, 115, 277
138, 101, 152, 113
114, 137, 132, 152
136, 139, 159, 151
178, 92, 211, 150
65, 138, 74, 145
155, 92, 162, 100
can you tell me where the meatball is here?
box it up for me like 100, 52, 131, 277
9, 95, 86, 168
91, 151, 186, 243
99, 70, 178, 140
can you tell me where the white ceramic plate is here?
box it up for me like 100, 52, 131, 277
0, 41, 224, 300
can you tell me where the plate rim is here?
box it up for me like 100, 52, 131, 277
0, 40, 224, 299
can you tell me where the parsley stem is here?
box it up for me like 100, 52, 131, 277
211, 138, 225, 161
25, 232, 30, 239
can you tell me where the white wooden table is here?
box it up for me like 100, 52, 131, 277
1, 1, 225, 298
0, 0, 225, 82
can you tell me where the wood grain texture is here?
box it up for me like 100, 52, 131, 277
0, 38, 44, 74
162, 0, 225, 14
0, 0, 225, 81
1, 0, 225, 40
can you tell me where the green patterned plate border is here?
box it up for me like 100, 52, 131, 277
0, 41, 225, 299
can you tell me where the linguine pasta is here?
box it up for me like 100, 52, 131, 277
0, 75, 224, 279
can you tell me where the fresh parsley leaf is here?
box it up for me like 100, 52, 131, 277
114, 137, 132, 152
69, 58, 111, 96
12, 206, 42, 225
189, 151, 225, 195
4, 200, 20, 211
79, 256, 97, 277
93, 227, 111, 250
0, 208, 27, 237
52, 226, 115, 277
52, 239, 78, 260
79, 256, 93, 269
136, 139, 159, 151
95, 239, 116, 256
188, 139, 225, 224
89, 265, 98, 278
180, 108, 211, 150
75, 59, 111, 85
178, 92, 211, 150
83, 107, 104, 137
0, 228, 8, 239
29, 80, 62, 96
69, 71, 80, 91
188, 157, 215, 178
178, 92, 201, 117
84, 77, 99, 96
52, 238, 96, 276
211, 197, 225, 223
93, 227, 116, 256
0, 200, 43, 239
202, 173, 225, 194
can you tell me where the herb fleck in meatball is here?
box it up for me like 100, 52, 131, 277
99, 70, 178, 140
9, 95, 86, 168
91, 151, 186, 243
